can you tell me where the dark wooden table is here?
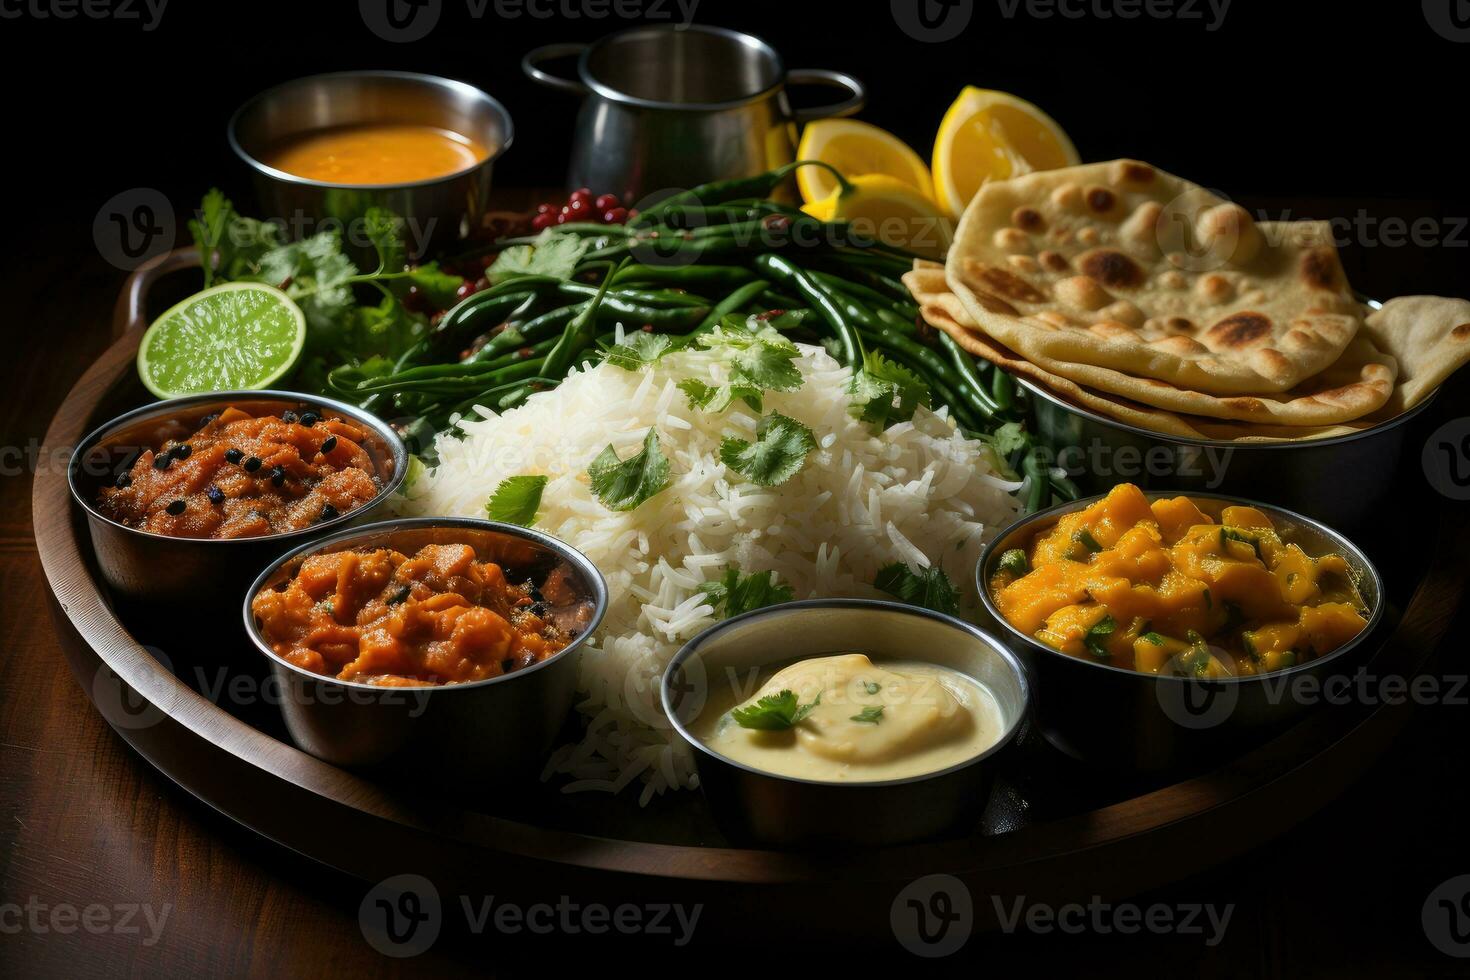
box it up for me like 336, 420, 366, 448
4, 213, 1470, 978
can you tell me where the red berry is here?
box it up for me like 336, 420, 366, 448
568, 198, 586, 215
594, 193, 619, 212
573, 187, 592, 200
555, 211, 569, 225
531, 212, 555, 231
455, 281, 475, 300
473, 277, 488, 291
535, 202, 555, 214
603, 207, 629, 224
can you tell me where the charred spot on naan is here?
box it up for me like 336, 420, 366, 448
1299, 247, 1344, 291
1012, 207, 1045, 232
1206, 311, 1273, 349
1078, 249, 1145, 290
1454, 323, 1470, 341
960, 260, 1047, 304
1039, 250, 1070, 273
1085, 186, 1120, 216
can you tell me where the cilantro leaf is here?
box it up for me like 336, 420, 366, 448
588, 427, 671, 511
988, 421, 1030, 458
188, 189, 282, 287
874, 562, 960, 617
698, 568, 795, 619
603, 332, 681, 371
486, 229, 590, 285
677, 378, 763, 414
731, 689, 821, 730
848, 350, 931, 428
485, 475, 548, 527
719, 412, 816, 487
850, 705, 885, 724
402, 262, 464, 309
363, 207, 408, 276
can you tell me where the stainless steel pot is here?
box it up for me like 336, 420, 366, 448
228, 71, 514, 260
523, 25, 865, 204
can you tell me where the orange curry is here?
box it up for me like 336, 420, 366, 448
988, 484, 1369, 677
251, 543, 574, 686
97, 406, 380, 539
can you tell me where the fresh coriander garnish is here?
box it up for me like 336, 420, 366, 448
874, 562, 960, 617
486, 229, 591, 285
588, 427, 671, 511
603, 332, 682, 371
699, 568, 795, 619
731, 689, 820, 730
850, 705, 884, 725
848, 350, 931, 428
719, 412, 816, 487
1074, 528, 1103, 554
485, 475, 547, 527
997, 548, 1030, 577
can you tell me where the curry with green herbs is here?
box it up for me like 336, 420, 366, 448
988, 484, 1368, 677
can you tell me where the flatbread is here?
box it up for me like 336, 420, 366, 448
904, 264, 1368, 444
945, 160, 1364, 395
1363, 296, 1470, 414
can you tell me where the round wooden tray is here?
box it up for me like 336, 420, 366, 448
34, 257, 1470, 940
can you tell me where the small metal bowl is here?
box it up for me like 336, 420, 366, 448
68, 391, 407, 608
243, 518, 607, 780
661, 599, 1030, 848
977, 491, 1385, 774
229, 71, 514, 259
1021, 373, 1438, 536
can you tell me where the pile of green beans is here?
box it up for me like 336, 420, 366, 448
332, 164, 1077, 509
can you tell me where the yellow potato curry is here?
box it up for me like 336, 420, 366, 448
988, 484, 1369, 677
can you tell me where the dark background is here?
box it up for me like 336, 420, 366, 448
3, 0, 1470, 974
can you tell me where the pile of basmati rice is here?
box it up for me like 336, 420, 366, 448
399, 339, 1022, 804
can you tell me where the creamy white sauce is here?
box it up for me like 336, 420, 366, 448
692, 653, 1007, 782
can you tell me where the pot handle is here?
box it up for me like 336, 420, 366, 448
112, 246, 201, 339
522, 43, 590, 95
785, 69, 867, 122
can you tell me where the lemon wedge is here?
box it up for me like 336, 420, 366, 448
932, 87, 1080, 219
803, 174, 953, 259
796, 119, 935, 206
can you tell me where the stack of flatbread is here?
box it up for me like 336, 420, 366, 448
904, 159, 1470, 442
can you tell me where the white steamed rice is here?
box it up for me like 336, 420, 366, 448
399, 338, 1022, 804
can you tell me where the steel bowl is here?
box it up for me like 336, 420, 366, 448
243, 518, 607, 781
228, 71, 513, 260
661, 599, 1030, 848
68, 391, 407, 609
1021, 373, 1438, 537
976, 491, 1385, 774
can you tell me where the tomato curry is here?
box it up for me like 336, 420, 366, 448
988, 484, 1369, 677
251, 543, 574, 686
97, 405, 381, 539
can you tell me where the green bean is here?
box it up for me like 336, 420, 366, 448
992, 368, 1017, 412
1022, 449, 1049, 514
752, 254, 864, 366
611, 264, 756, 291
630, 160, 853, 228
543, 261, 622, 380
692, 278, 770, 334
936, 331, 1005, 417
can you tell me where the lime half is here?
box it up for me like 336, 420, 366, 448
137, 281, 307, 398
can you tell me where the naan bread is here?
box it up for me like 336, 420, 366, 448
1363, 296, 1470, 414
904, 264, 1370, 443
945, 160, 1364, 395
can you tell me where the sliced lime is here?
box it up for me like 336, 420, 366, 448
137, 281, 307, 398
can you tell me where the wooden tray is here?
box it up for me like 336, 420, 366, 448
33, 253, 1470, 940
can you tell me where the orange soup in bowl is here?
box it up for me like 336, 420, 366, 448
262, 123, 491, 184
